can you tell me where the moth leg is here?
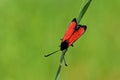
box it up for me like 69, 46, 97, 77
60, 38, 63, 41
71, 44, 74, 47
63, 57, 68, 66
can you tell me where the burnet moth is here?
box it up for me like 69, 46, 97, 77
44, 0, 92, 80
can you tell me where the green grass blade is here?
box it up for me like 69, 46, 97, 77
77, 0, 92, 23
55, 50, 67, 80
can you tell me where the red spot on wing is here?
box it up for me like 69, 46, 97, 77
68, 26, 86, 46
62, 18, 77, 42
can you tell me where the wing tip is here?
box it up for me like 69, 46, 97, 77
81, 25, 87, 31
72, 18, 77, 23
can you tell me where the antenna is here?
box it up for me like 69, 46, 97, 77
44, 50, 60, 57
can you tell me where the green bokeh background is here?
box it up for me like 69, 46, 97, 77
0, 0, 120, 80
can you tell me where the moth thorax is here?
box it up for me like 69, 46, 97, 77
60, 40, 68, 51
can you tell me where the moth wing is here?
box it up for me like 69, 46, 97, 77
62, 18, 77, 42
68, 25, 87, 46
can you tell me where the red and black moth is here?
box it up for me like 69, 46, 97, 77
61, 18, 86, 51
44, 18, 87, 80
44, 18, 87, 57
44, 0, 92, 80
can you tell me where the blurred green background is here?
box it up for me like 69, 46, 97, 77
0, 0, 120, 80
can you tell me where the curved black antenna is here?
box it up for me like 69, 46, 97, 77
44, 50, 60, 57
